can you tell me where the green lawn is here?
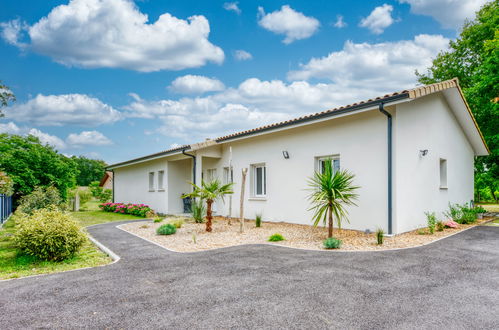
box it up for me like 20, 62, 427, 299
478, 204, 499, 213
0, 200, 145, 280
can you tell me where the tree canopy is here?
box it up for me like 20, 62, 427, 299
71, 156, 107, 186
0, 80, 15, 117
417, 1, 499, 201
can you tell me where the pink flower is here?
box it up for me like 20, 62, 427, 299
444, 220, 458, 228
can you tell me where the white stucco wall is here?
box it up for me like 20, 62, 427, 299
394, 93, 475, 233
114, 158, 168, 214
167, 158, 192, 213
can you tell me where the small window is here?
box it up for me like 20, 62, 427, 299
148, 172, 155, 191
158, 170, 165, 190
440, 159, 447, 189
316, 156, 340, 174
206, 168, 217, 182
252, 164, 266, 197
223, 167, 233, 184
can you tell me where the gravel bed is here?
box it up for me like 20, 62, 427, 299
119, 216, 493, 252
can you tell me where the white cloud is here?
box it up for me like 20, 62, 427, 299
288, 34, 449, 91
333, 15, 347, 28
169, 75, 225, 94
398, 0, 487, 29
4, 94, 121, 126
234, 50, 253, 61
28, 128, 67, 150
359, 4, 395, 34
257, 5, 320, 44
223, 2, 241, 15
66, 130, 113, 147
0, 121, 21, 134
0, 19, 27, 48
1, 0, 224, 72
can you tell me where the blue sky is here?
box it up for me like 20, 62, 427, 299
0, 0, 487, 164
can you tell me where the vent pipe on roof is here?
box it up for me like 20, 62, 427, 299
378, 102, 393, 235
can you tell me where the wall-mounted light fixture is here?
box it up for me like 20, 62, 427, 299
419, 149, 428, 157
282, 151, 290, 159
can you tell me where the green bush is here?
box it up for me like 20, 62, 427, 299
474, 206, 487, 213
89, 181, 102, 197
157, 224, 176, 235
12, 207, 86, 261
18, 186, 64, 214
0, 171, 14, 196
268, 233, 285, 242
255, 214, 262, 228
323, 237, 342, 249
153, 217, 163, 223
168, 219, 184, 229
436, 221, 444, 232
444, 203, 477, 224
98, 189, 112, 203
425, 212, 437, 234
376, 228, 384, 245
191, 199, 205, 223
78, 189, 92, 206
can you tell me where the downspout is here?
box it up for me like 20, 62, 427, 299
111, 169, 115, 203
378, 102, 393, 235
182, 149, 196, 189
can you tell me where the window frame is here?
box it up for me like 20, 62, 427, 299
206, 168, 217, 182
439, 158, 448, 189
148, 172, 155, 191
157, 170, 165, 191
315, 155, 340, 175
223, 167, 233, 185
251, 163, 267, 198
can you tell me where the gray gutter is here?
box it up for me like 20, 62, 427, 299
378, 102, 393, 235
106, 145, 190, 170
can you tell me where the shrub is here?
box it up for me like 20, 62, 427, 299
89, 181, 102, 197
255, 214, 262, 228
474, 206, 487, 214
417, 229, 427, 235
18, 186, 63, 214
169, 219, 184, 229
444, 203, 477, 224
98, 189, 112, 203
425, 212, 437, 234
99, 202, 152, 217
323, 237, 342, 249
78, 189, 92, 206
459, 207, 477, 224
436, 221, 444, 232
12, 207, 86, 261
0, 171, 14, 196
376, 228, 384, 245
157, 224, 176, 235
268, 233, 285, 242
153, 217, 163, 223
191, 199, 206, 223
444, 220, 458, 228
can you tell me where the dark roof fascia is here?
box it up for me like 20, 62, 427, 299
216, 93, 410, 143
106, 146, 191, 170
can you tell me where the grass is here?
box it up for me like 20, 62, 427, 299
0, 198, 144, 280
478, 204, 499, 213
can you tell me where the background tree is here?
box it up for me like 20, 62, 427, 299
72, 156, 107, 186
308, 159, 359, 238
417, 1, 498, 201
0, 80, 15, 117
183, 179, 233, 232
0, 134, 78, 201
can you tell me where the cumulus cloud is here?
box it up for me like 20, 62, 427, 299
398, 0, 487, 29
288, 34, 449, 91
0, 121, 21, 134
28, 128, 67, 150
234, 50, 253, 61
223, 2, 241, 15
4, 94, 121, 126
66, 130, 113, 147
1, 0, 224, 71
0, 19, 27, 48
169, 75, 225, 94
359, 4, 395, 34
257, 5, 320, 44
333, 15, 347, 28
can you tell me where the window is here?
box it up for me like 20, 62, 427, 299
148, 172, 155, 191
158, 170, 165, 190
440, 159, 447, 189
316, 156, 340, 174
206, 168, 217, 182
223, 167, 233, 184
252, 164, 266, 197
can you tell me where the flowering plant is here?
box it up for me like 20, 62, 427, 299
99, 202, 152, 217
444, 220, 458, 228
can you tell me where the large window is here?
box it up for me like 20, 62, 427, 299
148, 172, 155, 191
440, 159, 447, 189
206, 168, 217, 182
316, 156, 340, 174
251, 164, 266, 197
158, 170, 165, 190
223, 167, 233, 184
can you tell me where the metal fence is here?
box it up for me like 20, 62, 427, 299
1, 194, 13, 224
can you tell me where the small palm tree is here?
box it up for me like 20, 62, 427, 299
183, 179, 234, 232
307, 159, 359, 238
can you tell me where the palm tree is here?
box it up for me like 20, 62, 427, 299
183, 179, 234, 232
307, 158, 359, 238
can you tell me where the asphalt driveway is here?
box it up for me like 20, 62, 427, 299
1, 221, 498, 329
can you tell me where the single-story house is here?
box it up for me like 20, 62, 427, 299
107, 79, 488, 235
99, 171, 113, 190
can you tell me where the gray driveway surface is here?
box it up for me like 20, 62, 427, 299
1, 221, 498, 329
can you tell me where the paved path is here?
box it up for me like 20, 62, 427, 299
1, 221, 498, 329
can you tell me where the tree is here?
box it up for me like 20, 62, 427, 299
416, 1, 499, 201
0, 134, 78, 201
183, 179, 234, 232
71, 156, 107, 186
0, 80, 15, 117
307, 159, 359, 238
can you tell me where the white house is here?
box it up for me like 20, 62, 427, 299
108, 79, 489, 235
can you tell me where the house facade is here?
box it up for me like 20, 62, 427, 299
108, 79, 488, 235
